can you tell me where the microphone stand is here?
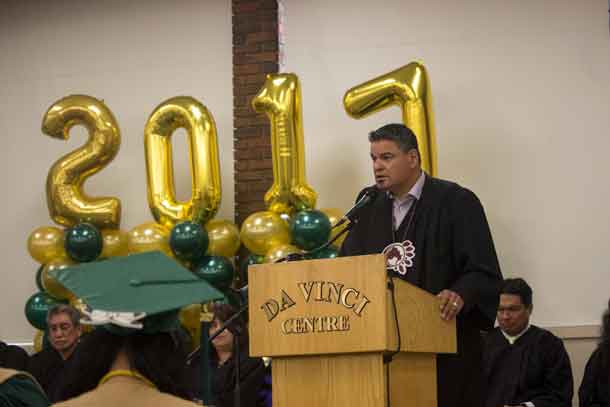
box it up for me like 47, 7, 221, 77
207, 303, 248, 407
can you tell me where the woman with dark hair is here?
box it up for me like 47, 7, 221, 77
579, 298, 610, 407
55, 328, 193, 403
188, 303, 270, 407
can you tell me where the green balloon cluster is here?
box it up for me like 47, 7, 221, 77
290, 210, 331, 251
24, 291, 65, 330
169, 221, 209, 261
193, 255, 234, 289
65, 223, 103, 262
307, 246, 339, 260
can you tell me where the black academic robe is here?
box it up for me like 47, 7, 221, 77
579, 345, 610, 407
340, 174, 503, 407
0, 342, 28, 371
483, 325, 574, 407
27, 346, 73, 402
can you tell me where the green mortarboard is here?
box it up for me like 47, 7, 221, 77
50, 251, 224, 334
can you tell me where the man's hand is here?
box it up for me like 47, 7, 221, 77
437, 289, 463, 321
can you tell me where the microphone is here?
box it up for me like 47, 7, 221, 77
334, 186, 379, 229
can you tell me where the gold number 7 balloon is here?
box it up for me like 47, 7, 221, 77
41, 94, 122, 229
343, 61, 438, 176
144, 96, 222, 228
252, 73, 318, 215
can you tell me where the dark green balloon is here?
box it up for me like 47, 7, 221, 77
193, 255, 234, 289
24, 291, 64, 330
239, 254, 264, 285
290, 210, 332, 251
65, 223, 103, 262
169, 221, 209, 261
307, 246, 339, 260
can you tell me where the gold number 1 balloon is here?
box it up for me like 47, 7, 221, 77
252, 73, 317, 215
42, 95, 122, 229
144, 96, 221, 227
343, 62, 438, 176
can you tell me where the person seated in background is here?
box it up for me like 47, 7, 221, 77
28, 304, 83, 401
0, 340, 28, 371
0, 367, 49, 406
483, 278, 573, 407
188, 303, 270, 407
579, 297, 610, 407
209, 303, 270, 407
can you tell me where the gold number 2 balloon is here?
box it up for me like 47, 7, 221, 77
343, 62, 438, 176
144, 96, 221, 227
42, 95, 122, 229
252, 73, 317, 215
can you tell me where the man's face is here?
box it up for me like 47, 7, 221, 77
370, 140, 419, 196
497, 294, 531, 336
48, 313, 81, 356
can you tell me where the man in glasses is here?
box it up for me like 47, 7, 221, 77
483, 278, 573, 407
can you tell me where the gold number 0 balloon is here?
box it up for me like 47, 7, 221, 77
252, 73, 317, 215
42, 95, 122, 229
343, 62, 438, 176
144, 96, 221, 227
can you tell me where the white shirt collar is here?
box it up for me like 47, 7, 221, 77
389, 171, 426, 204
501, 323, 531, 345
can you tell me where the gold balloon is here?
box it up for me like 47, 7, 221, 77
42, 259, 76, 300
33, 330, 44, 353
264, 244, 302, 264
127, 222, 172, 257
144, 96, 221, 228
205, 219, 241, 258
240, 211, 291, 256
42, 94, 122, 229
252, 73, 317, 214
27, 226, 67, 264
179, 303, 202, 350
343, 62, 438, 176
320, 207, 349, 248
100, 229, 128, 258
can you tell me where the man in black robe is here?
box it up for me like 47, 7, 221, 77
28, 304, 82, 401
340, 123, 503, 407
483, 278, 573, 407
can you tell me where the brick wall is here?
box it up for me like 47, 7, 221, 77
232, 0, 279, 227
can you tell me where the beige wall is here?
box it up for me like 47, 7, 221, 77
0, 0, 233, 342
282, 0, 610, 327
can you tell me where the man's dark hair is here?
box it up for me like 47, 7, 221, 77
368, 123, 420, 155
47, 304, 81, 327
601, 297, 610, 347
500, 278, 533, 307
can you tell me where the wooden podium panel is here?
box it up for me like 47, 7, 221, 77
272, 353, 386, 407
249, 254, 389, 357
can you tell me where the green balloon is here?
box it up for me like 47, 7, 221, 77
193, 255, 234, 289
290, 210, 332, 251
169, 221, 209, 261
307, 246, 339, 260
239, 253, 264, 285
24, 291, 64, 330
65, 223, 103, 262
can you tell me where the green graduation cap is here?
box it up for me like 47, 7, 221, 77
50, 251, 224, 334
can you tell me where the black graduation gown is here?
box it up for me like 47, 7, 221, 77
483, 325, 574, 407
0, 342, 28, 371
27, 346, 72, 402
579, 346, 610, 407
211, 352, 267, 407
340, 175, 503, 407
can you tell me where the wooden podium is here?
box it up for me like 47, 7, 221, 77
248, 254, 456, 407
